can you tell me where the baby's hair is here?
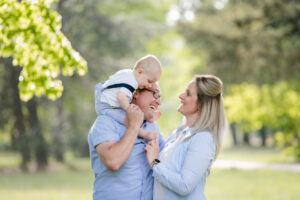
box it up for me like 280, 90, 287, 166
133, 55, 161, 72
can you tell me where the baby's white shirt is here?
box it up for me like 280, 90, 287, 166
101, 69, 138, 107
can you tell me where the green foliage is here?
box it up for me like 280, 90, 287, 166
97, 0, 172, 22
225, 83, 300, 158
0, 0, 87, 101
178, 0, 300, 85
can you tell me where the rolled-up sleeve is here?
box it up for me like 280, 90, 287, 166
153, 132, 215, 196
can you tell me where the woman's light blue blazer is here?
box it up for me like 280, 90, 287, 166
153, 126, 216, 200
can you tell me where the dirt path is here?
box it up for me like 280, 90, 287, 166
212, 160, 300, 172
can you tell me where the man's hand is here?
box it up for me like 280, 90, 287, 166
127, 104, 144, 129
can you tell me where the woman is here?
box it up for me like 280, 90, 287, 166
145, 75, 227, 200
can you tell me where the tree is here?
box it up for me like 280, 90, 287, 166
178, 0, 300, 85
0, 58, 31, 170
225, 83, 300, 159
0, 0, 87, 170
0, 0, 87, 101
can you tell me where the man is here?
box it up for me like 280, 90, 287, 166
88, 82, 165, 200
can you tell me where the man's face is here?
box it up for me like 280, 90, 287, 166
132, 83, 161, 122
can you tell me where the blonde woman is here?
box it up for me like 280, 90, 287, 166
145, 75, 227, 200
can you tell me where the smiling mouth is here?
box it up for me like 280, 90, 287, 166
150, 105, 157, 111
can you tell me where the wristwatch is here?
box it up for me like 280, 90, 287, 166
150, 158, 160, 169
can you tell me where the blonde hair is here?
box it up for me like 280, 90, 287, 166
179, 75, 227, 159
133, 55, 161, 74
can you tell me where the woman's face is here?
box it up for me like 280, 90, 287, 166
178, 80, 199, 116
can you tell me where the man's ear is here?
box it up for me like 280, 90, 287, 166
132, 91, 139, 100
138, 68, 143, 74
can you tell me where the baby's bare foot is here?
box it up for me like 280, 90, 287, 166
148, 111, 162, 123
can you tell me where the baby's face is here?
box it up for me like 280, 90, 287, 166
138, 69, 161, 89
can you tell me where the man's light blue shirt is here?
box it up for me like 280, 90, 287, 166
88, 83, 165, 200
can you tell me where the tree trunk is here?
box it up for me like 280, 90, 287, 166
5, 59, 31, 171
53, 96, 65, 162
230, 123, 238, 146
27, 97, 48, 170
259, 126, 267, 147
243, 132, 250, 145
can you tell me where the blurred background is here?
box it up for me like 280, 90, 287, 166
1, 0, 300, 199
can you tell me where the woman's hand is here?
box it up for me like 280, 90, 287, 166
144, 134, 159, 167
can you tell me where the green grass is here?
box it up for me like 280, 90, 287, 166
206, 169, 300, 200
2, 167, 300, 200
1, 170, 93, 200
1, 149, 300, 200
0, 155, 94, 200
0, 152, 21, 170
218, 146, 297, 163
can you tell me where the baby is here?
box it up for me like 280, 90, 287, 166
100, 55, 162, 140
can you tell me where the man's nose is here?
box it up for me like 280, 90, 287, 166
155, 97, 161, 106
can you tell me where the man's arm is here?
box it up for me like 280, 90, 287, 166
95, 104, 143, 171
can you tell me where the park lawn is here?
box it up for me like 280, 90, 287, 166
0, 156, 94, 200
0, 170, 93, 200
1, 151, 300, 200
0, 152, 21, 170
218, 146, 297, 163
206, 169, 300, 200
1, 168, 300, 200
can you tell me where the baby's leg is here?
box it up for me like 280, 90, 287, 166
100, 105, 126, 124
138, 130, 157, 141
138, 129, 154, 141
138, 129, 149, 140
